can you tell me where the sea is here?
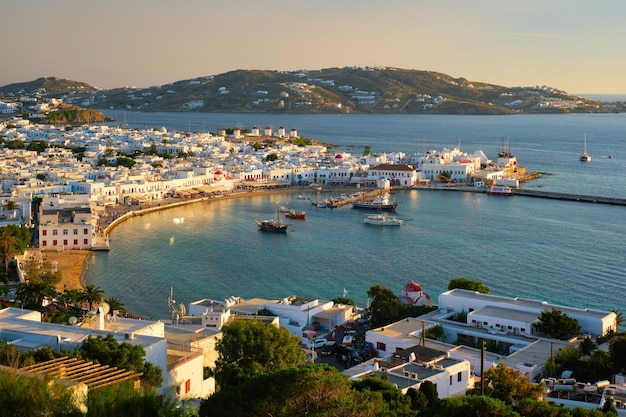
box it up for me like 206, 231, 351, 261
83, 110, 626, 320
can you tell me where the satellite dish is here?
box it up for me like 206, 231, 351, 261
99, 302, 110, 316
68, 316, 78, 325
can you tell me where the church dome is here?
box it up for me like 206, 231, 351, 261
403, 281, 423, 292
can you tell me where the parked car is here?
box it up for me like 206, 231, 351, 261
336, 345, 363, 365
342, 334, 354, 346
321, 341, 337, 356
306, 338, 328, 350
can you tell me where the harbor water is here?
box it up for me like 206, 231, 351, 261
84, 111, 626, 319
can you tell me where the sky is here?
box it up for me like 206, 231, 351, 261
2, 0, 626, 95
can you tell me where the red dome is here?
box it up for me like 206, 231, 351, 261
403, 281, 423, 292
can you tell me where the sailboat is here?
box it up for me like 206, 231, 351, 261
256, 204, 290, 233
580, 134, 591, 162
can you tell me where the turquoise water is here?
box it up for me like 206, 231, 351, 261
86, 112, 626, 319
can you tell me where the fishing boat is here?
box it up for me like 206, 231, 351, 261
487, 186, 513, 196
352, 194, 398, 211
256, 204, 290, 233
580, 134, 591, 162
363, 213, 403, 226
285, 209, 306, 220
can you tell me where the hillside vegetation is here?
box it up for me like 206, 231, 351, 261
1, 67, 621, 115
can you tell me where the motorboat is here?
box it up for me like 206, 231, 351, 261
285, 209, 306, 220
363, 213, 403, 226
487, 186, 513, 196
352, 194, 398, 211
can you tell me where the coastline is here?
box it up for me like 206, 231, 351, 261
54, 187, 339, 292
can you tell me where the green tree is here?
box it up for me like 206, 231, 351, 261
15, 281, 57, 308
105, 296, 126, 312
534, 308, 581, 339
448, 277, 490, 294
366, 284, 404, 328
6, 139, 24, 149
482, 363, 544, 405
609, 335, 626, 373
79, 334, 163, 389
82, 284, 105, 311
3, 200, 18, 218
611, 309, 623, 332
263, 152, 278, 162
331, 296, 355, 306
36, 173, 47, 181
351, 375, 414, 416
116, 156, 136, 168
212, 319, 306, 388
0, 227, 18, 273
201, 363, 385, 417
0, 369, 83, 417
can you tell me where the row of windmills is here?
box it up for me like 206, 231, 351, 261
216, 126, 299, 139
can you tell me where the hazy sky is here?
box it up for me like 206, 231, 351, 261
3, 1, 625, 94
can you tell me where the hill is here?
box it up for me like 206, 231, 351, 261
1, 67, 621, 115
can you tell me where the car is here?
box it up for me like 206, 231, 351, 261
342, 334, 354, 346
321, 340, 337, 356
306, 338, 328, 350
335, 345, 363, 365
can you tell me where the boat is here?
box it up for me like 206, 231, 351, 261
580, 134, 591, 162
363, 213, 403, 226
487, 186, 513, 196
285, 209, 306, 220
278, 205, 292, 213
256, 204, 290, 233
352, 194, 398, 211
295, 194, 309, 200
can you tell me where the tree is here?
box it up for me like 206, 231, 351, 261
105, 296, 126, 312
201, 364, 392, 417
482, 363, 544, 405
82, 284, 105, 311
0, 369, 83, 416
79, 334, 163, 389
448, 277, 490, 294
331, 296, 355, 306
211, 319, 306, 388
611, 309, 623, 333
534, 308, 580, 339
366, 284, 404, 328
15, 281, 57, 308
3, 200, 18, 218
609, 335, 626, 373
0, 227, 18, 273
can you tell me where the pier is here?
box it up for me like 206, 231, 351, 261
512, 189, 626, 206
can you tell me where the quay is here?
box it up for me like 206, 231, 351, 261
512, 189, 626, 206
414, 185, 626, 206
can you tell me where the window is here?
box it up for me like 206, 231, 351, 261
185, 379, 190, 393
53, 230, 58, 236
73, 229, 78, 235
458, 372, 462, 382
63, 240, 68, 246
83, 228, 88, 234
42, 230, 47, 236
53, 240, 57, 246
376, 342, 387, 352
83, 239, 89, 245
74, 239, 78, 245
42, 240, 47, 247
450, 375, 453, 385
63, 229, 68, 235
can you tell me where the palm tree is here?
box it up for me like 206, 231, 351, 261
3, 200, 18, 218
0, 227, 18, 273
611, 309, 624, 333
105, 296, 126, 313
15, 281, 56, 308
82, 285, 105, 311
